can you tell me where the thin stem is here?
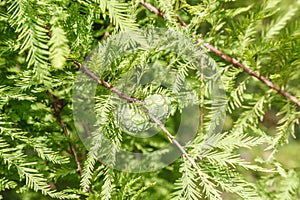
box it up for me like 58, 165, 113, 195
101, 23, 113, 40
46, 91, 83, 176
141, 0, 165, 18
74, 61, 198, 169
197, 40, 300, 107
141, 1, 300, 107
73, 61, 142, 104
148, 113, 198, 168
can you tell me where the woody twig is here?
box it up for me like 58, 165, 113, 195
141, 0, 300, 107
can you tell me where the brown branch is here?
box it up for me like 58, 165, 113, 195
197, 40, 300, 107
141, 1, 300, 107
73, 61, 142, 104
46, 91, 83, 176
141, 0, 165, 18
74, 61, 198, 169
147, 113, 198, 168
101, 23, 113, 40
